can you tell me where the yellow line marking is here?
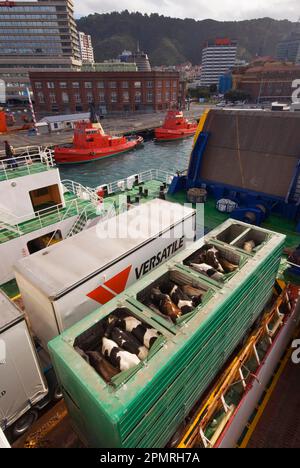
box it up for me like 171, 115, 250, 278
193, 108, 210, 144
239, 345, 293, 448
177, 284, 290, 448
12, 293, 21, 301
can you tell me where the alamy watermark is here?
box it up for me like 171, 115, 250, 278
95, 197, 204, 245
291, 339, 300, 365
292, 79, 300, 104
0, 339, 6, 365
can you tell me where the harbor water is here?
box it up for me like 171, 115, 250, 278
59, 138, 193, 187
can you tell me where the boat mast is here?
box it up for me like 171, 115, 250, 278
89, 102, 105, 135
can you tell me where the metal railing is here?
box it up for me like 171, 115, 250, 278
0, 168, 176, 241
177, 282, 292, 449
67, 200, 127, 239
0, 198, 83, 240
0, 145, 43, 158
67, 206, 90, 238
48, 202, 84, 243
0, 219, 23, 237
0, 146, 55, 181
98, 169, 175, 196
62, 179, 99, 206
67, 199, 138, 239
63, 169, 175, 206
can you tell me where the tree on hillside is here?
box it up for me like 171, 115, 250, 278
76, 12, 295, 66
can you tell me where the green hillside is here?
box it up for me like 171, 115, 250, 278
76, 11, 295, 65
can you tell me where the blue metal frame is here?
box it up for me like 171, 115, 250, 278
187, 131, 210, 187
200, 179, 300, 220
168, 131, 210, 195
168, 131, 300, 230
230, 206, 267, 226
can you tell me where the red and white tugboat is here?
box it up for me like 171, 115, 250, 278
54, 107, 143, 165
155, 110, 197, 142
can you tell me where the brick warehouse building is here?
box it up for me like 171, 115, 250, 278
29, 71, 186, 114
232, 62, 300, 102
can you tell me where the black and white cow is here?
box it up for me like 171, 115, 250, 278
151, 288, 182, 322
111, 327, 148, 360
204, 245, 224, 272
102, 338, 140, 371
159, 281, 194, 314
189, 263, 224, 281
117, 315, 159, 349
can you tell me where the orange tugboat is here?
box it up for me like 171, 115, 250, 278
54, 108, 143, 165
155, 110, 197, 141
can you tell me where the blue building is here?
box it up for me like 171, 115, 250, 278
219, 74, 233, 94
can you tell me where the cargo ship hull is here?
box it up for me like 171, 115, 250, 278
216, 292, 300, 448
176, 283, 300, 449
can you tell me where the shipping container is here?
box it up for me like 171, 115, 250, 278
15, 199, 196, 349
48, 220, 285, 448
0, 291, 48, 431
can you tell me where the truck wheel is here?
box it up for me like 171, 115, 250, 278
53, 385, 63, 401
12, 409, 39, 438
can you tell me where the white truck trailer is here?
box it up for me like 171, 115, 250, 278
0, 428, 10, 448
0, 291, 48, 435
15, 199, 196, 350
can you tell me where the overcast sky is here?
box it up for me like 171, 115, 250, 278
74, 0, 299, 21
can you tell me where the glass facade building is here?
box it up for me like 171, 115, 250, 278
0, 0, 81, 102
276, 33, 300, 64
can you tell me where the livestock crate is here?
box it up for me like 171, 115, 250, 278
180, 241, 247, 287
207, 219, 273, 256
126, 266, 217, 332
48, 221, 285, 448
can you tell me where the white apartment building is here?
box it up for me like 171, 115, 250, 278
78, 31, 95, 64
201, 39, 237, 87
